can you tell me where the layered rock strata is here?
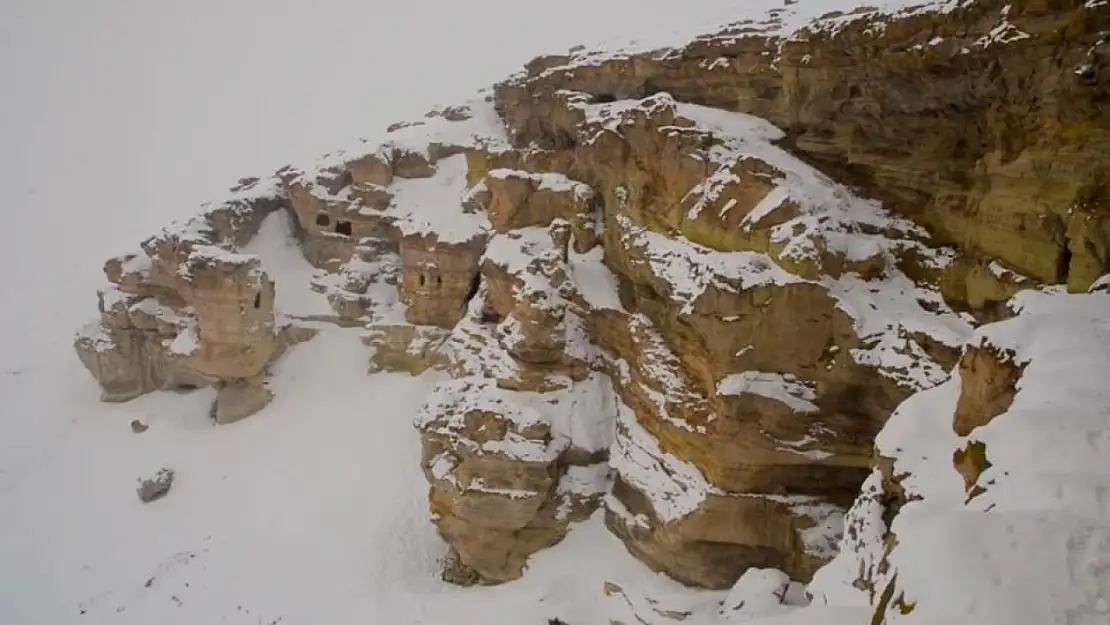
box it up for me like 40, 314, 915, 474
75, 178, 309, 423
73, 0, 1110, 597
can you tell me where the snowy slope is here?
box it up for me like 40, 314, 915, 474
0, 1, 1093, 624
803, 288, 1110, 625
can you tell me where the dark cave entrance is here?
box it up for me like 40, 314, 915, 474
591, 92, 617, 104
253, 293, 261, 309
465, 272, 481, 302
335, 220, 353, 236
315, 213, 331, 227
1057, 242, 1073, 284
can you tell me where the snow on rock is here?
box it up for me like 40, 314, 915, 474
717, 372, 819, 415
608, 397, 717, 524
387, 154, 490, 244
571, 94, 971, 393
58, 2, 1110, 622
517, 0, 976, 77
807, 289, 1110, 625
449, 86, 976, 589
616, 211, 804, 315
74, 177, 297, 422
410, 215, 624, 584
719, 568, 809, 623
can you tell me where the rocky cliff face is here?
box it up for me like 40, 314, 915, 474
74, 178, 315, 424
74, 0, 1109, 606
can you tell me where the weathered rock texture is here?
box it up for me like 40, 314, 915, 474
75, 178, 310, 423
497, 0, 1110, 307
74, 0, 1110, 599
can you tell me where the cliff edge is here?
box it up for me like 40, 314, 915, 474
72, 0, 1110, 623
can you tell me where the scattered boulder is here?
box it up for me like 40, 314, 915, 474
719, 568, 808, 622
137, 468, 175, 503
213, 377, 274, 425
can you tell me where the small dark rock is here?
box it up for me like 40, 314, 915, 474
137, 468, 174, 503
130, 419, 149, 434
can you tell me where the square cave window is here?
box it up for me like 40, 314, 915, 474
315, 213, 331, 227
335, 220, 353, 236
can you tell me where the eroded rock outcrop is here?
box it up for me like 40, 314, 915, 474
497, 0, 1110, 305
75, 178, 311, 423
425, 89, 971, 588
72, 0, 1110, 605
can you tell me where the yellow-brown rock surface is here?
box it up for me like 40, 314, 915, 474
496, 0, 1110, 303
75, 178, 310, 423
72, 0, 1110, 598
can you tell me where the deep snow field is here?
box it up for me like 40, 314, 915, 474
5, 1, 1108, 624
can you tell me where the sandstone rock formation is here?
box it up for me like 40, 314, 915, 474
73, 0, 1110, 605
75, 178, 299, 423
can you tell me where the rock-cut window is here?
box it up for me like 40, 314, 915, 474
315, 213, 331, 227
335, 220, 353, 236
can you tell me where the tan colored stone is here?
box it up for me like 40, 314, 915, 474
392, 148, 437, 179
75, 179, 291, 423
952, 341, 1025, 437
483, 168, 596, 233
213, 376, 274, 424
345, 150, 394, 187
399, 234, 485, 328
364, 324, 451, 375
496, 2, 1110, 294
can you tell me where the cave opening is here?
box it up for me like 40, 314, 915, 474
591, 92, 617, 104
253, 293, 261, 309
335, 220, 353, 236
315, 213, 331, 227
1057, 241, 1073, 284
418, 274, 426, 287
466, 272, 481, 302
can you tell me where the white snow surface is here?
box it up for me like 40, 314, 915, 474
805, 290, 1110, 625
1, 1, 1094, 624
717, 372, 819, 414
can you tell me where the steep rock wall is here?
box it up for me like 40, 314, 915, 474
71, 0, 1110, 600
497, 0, 1110, 305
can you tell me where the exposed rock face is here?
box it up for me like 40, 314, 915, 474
398, 234, 485, 328
72, 0, 1110, 602
429, 88, 971, 588
413, 225, 613, 583
497, 0, 1110, 305
951, 342, 1025, 436
75, 179, 290, 420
